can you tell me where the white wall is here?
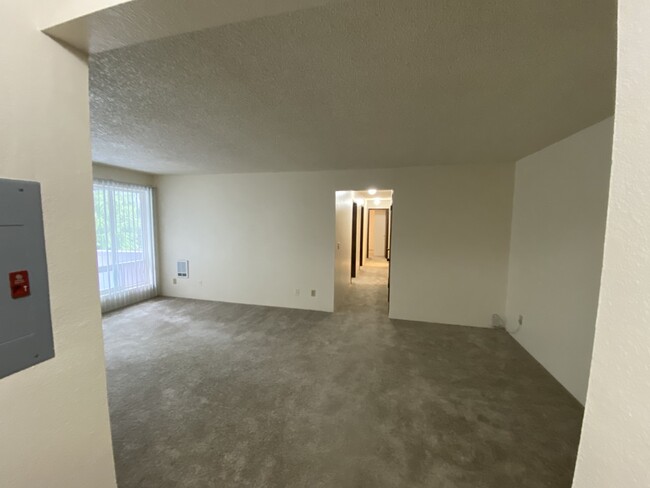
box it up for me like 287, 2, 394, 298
0, 2, 117, 487
157, 172, 335, 311
573, 2, 650, 486
156, 163, 514, 326
38, 0, 129, 29
93, 162, 155, 187
388, 164, 514, 326
505, 118, 613, 404
334, 191, 353, 309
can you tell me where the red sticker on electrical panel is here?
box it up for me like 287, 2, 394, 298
9, 270, 30, 299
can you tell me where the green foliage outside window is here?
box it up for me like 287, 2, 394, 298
94, 188, 144, 252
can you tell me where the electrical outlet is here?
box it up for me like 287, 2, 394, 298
518, 314, 524, 326
173, 278, 177, 285
311, 289, 316, 297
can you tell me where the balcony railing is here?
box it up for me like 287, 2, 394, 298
97, 250, 150, 294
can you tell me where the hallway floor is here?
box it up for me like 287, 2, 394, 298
103, 263, 583, 488
352, 256, 389, 285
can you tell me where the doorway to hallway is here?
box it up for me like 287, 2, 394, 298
334, 189, 393, 314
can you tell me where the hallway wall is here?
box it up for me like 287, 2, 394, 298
334, 191, 354, 310
156, 163, 515, 326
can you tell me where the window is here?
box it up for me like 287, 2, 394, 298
93, 180, 157, 312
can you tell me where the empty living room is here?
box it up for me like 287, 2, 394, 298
2, 1, 650, 487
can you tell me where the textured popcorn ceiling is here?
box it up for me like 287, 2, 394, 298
90, 0, 616, 174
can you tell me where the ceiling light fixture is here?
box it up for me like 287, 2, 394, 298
368, 188, 377, 195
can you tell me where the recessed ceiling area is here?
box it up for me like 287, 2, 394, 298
90, 0, 616, 175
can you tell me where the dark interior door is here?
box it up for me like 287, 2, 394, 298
384, 208, 390, 259
359, 206, 364, 268
351, 202, 358, 278
388, 205, 393, 302
367, 209, 371, 259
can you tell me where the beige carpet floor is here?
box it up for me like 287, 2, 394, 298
103, 262, 583, 487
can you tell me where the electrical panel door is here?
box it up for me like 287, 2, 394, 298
0, 179, 54, 379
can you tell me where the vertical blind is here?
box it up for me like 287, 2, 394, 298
93, 180, 158, 313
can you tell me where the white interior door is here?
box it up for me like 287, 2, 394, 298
374, 211, 386, 257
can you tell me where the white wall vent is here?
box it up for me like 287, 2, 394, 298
177, 260, 189, 278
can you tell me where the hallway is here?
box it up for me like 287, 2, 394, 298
341, 257, 390, 315
103, 273, 584, 487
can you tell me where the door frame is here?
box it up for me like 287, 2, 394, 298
384, 207, 390, 259
351, 202, 358, 278
388, 205, 393, 302
359, 205, 364, 268
367, 209, 372, 259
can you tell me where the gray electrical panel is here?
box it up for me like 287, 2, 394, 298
0, 179, 54, 379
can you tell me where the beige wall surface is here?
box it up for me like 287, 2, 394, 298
573, 1, 650, 486
0, 1, 117, 488
387, 164, 514, 326
155, 163, 514, 326
506, 118, 613, 404
38, 0, 130, 29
